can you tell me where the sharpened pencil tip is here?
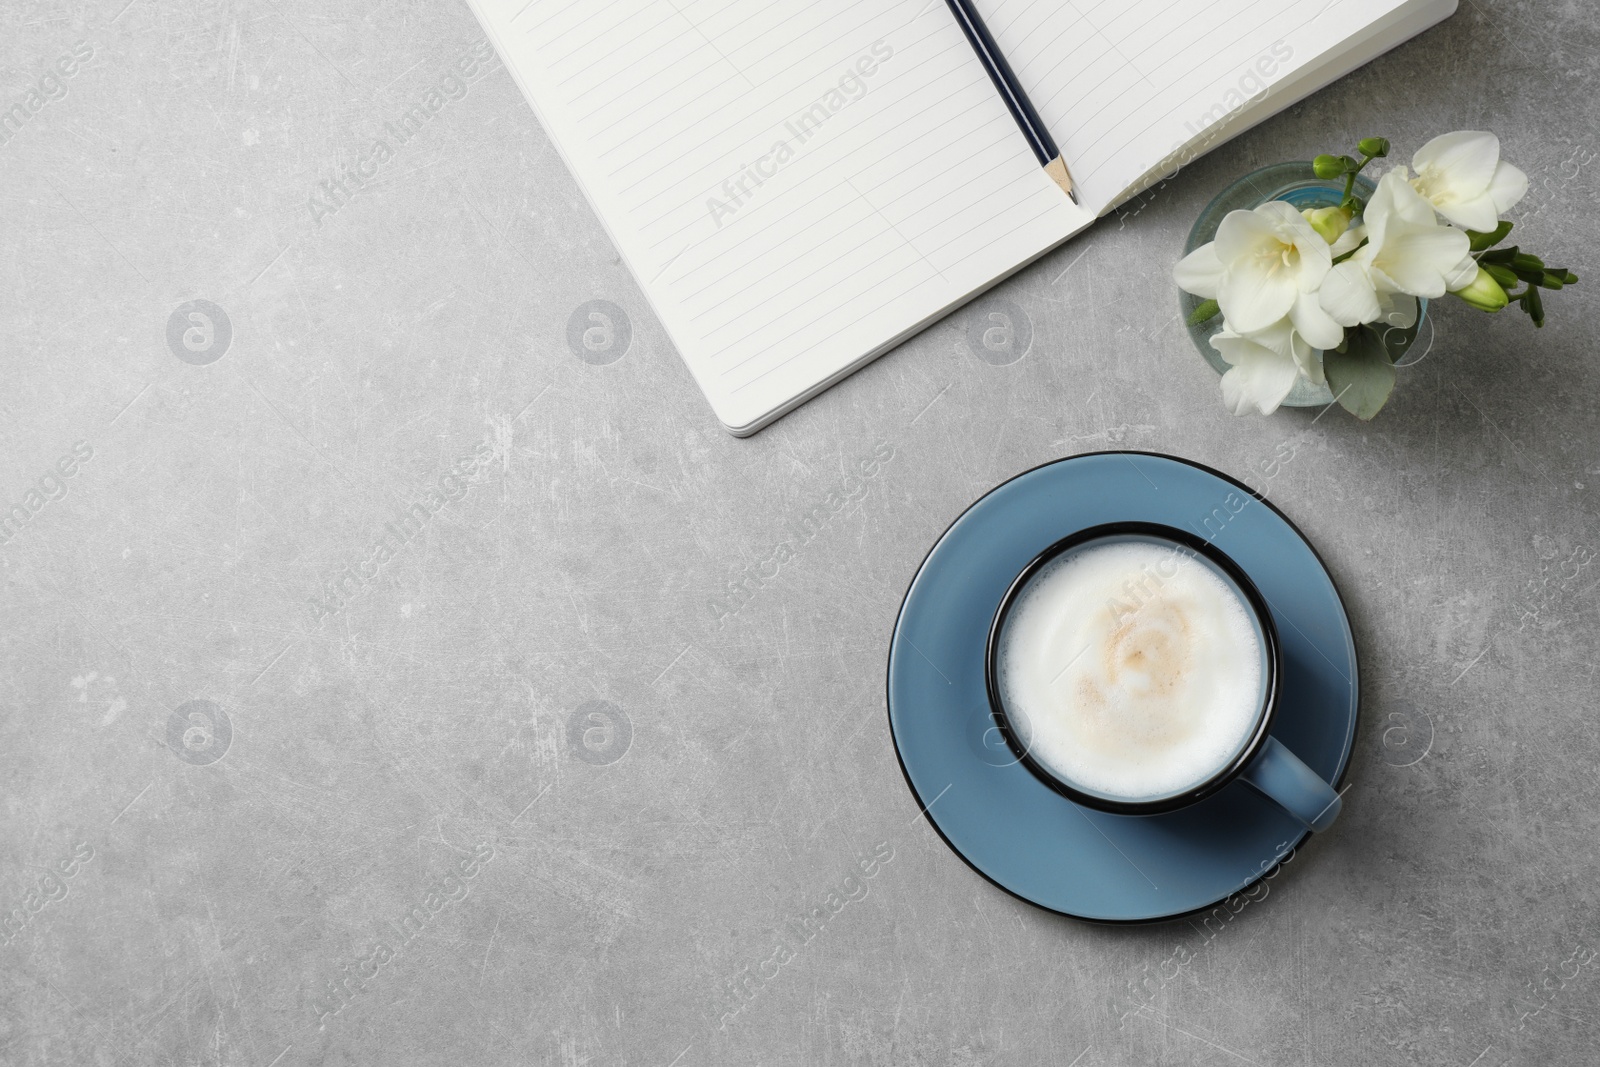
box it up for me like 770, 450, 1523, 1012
1044, 154, 1077, 204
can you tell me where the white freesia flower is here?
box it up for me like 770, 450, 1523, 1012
1329, 221, 1366, 258
1409, 130, 1529, 231
1319, 170, 1475, 327
1173, 241, 1223, 298
1174, 201, 1335, 335
1211, 325, 1308, 417
1248, 315, 1327, 386
1175, 129, 1564, 420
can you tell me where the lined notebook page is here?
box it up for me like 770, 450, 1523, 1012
971, 0, 1413, 213
469, 0, 1093, 433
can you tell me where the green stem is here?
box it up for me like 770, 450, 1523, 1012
1340, 151, 1376, 212
1331, 238, 1369, 266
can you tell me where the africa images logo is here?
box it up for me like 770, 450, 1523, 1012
0, 40, 94, 149
0, 841, 94, 947
966, 296, 1032, 366
309, 843, 495, 1028
306, 41, 500, 227
307, 437, 501, 626
705, 842, 894, 1032
704, 40, 894, 229
0, 441, 93, 555
166, 699, 232, 766
166, 300, 232, 365
708, 441, 895, 626
567, 300, 631, 365
567, 700, 632, 765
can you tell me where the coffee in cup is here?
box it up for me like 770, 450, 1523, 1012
986, 522, 1341, 830
994, 534, 1266, 803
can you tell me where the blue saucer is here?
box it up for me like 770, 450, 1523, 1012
886, 452, 1358, 923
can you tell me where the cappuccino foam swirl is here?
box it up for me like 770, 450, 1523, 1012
996, 538, 1264, 801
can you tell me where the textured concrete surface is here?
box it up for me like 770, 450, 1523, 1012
3, 2, 1598, 1065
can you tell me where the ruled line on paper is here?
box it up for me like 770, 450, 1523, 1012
472, 0, 1086, 426
972, 0, 1358, 208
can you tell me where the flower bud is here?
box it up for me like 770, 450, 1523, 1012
1301, 205, 1351, 244
1452, 265, 1509, 312
1312, 154, 1346, 179
1357, 137, 1390, 158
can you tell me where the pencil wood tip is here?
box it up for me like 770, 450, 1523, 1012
1044, 155, 1077, 204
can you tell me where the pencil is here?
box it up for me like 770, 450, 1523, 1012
940, 0, 1078, 204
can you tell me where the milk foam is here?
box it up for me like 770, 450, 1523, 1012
996, 538, 1264, 801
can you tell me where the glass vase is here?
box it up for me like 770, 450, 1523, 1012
1179, 161, 1425, 408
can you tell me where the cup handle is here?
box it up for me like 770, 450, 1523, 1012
1239, 736, 1342, 832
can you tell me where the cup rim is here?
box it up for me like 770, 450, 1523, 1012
984, 520, 1283, 816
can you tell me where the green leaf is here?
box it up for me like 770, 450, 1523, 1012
1186, 298, 1221, 326
1480, 245, 1520, 264
1467, 221, 1514, 251
1372, 298, 1422, 360
1524, 286, 1545, 327
1483, 263, 1519, 289
1324, 325, 1397, 420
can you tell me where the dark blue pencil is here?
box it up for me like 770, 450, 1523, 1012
941, 0, 1078, 204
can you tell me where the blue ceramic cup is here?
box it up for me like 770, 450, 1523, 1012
985, 522, 1342, 832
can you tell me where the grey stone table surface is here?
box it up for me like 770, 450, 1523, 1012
3, 2, 1598, 1065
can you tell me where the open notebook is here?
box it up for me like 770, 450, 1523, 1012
467, 0, 1456, 434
